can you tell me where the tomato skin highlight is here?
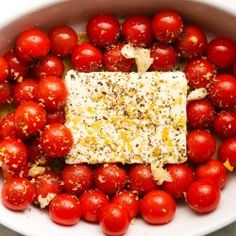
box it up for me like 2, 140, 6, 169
206, 37, 236, 69
80, 189, 109, 223
186, 179, 220, 214
100, 203, 130, 236
87, 14, 120, 48
152, 10, 184, 44
162, 164, 194, 199
1, 177, 35, 211
49, 194, 81, 226
196, 160, 228, 189
219, 138, 236, 168
140, 190, 176, 225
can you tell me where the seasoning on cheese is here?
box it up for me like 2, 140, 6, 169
65, 70, 187, 170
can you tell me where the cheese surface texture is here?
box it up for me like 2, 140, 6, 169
65, 70, 187, 166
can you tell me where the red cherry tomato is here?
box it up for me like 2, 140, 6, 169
94, 164, 127, 195
34, 54, 64, 79
100, 203, 130, 236
162, 164, 194, 199
178, 25, 207, 59
213, 111, 236, 138
152, 10, 183, 44
184, 58, 216, 89
219, 138, 236, 167
4, 50, 30, 80
0, 113, 24, 139
47, 110, 65, 124
2, 163, 29, 181
13, 78, 38, 105
71, 42, 103, 72
14, 101, 47, 136
187, 99, 215, 129
33, 171, 63, 205
49, 25, 78, 57
187, 130, 216, 163
62, 164, 93, 195
80, 189, 109, 223
1, 177, 35, 211
36, 76, 68, 111
0, 56, 9, 82
140, 190, 176, 224
122, 15, 153, 47
16, 29, 50, 62
196, 160, 227, 189
234, 61, 236, 76
103, 44, 134, 72
209, 74, 236, 109
40, 123, 73, 158
0, 138, 27, 170
186, 179, 220, 214
206, 37, 236, 69
87, 14, 120, 48
150, 44, 177, 71
49, 194, 81, 226
112, 190, 139, 219
0, 82, 11, 106
128, 164, 156, 195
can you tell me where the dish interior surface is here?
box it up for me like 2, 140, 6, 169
0, 0, 235, 236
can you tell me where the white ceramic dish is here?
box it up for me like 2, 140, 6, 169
0, 0, 236, 235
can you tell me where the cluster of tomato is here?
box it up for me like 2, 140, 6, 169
0, 9, 236, 236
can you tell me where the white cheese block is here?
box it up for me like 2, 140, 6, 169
65, 70, 187, 166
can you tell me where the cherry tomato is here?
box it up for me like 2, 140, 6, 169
219, 138, 236, 167
209, 74, 236, 109
152, 10, 183, 44
71, 42, 103, 72
112, 190, 139, 219
4, 49, 30, 80
234, 61, 236, 76
47, 110, 65, 124
178, 25, 207, 59
196, 160, 227, 189
94, 164, 127, 195
0, 82, 11, 106
33, 171, 63, 205
0, 56, 9, 82
49, 194, 81, 226
122, 15, 153, 47
0, 113, 24, 139
80, 189, 109, 223
187, 99, 215, 129
162, 164, 194, 199
0, 138, 27, 170
184, 58, 216, 89
49, 25, 78, 57
62, 164, 93, 195
1, 177, 35, 211
213, 111, 236, 138
186, 179, 220, 214
13, 78, 38, 105
34, 54, 64, 78
2, 164, 29, 181
150, 44, 177, 71
36, 76, 68, 111
187, 130, 216, 163
128, 164, 156, 195
14, 101, 47, 136
100, 203, 130, 236
87, 14, 120, 48
140, 190, 176, 224
40, 123, 73, 158
16, 29, 50, 62
206, 37, 236, 69
103, 44, 134, 72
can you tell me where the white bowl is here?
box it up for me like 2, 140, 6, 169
0, 1, 236, 236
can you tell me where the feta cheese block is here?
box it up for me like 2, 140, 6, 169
65, 70, 187, 166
